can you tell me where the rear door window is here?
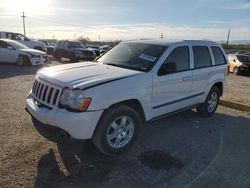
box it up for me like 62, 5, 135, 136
193, 46, 212, 68
211, 46, 227, 65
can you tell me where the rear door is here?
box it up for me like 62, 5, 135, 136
190, 45, 214, 104
152, 44, 193, 118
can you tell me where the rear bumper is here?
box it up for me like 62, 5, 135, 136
26, 92, 103, 139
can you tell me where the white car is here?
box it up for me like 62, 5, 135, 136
26, 40, 228, 155
0, 31, 46, 52
0, 39, 48, 66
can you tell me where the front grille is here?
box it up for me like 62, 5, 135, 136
32, 79, 62, 108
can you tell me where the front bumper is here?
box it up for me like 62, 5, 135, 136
30, 55, 48, 66
26, 92, 103, 139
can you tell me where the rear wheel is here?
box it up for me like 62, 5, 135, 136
93, 104, 141, 156
196, 86, 220, 117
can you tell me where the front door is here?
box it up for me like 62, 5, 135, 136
152, 46, 193, 118
0, 41, 18, 63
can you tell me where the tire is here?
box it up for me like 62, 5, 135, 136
17, 55, 30, 66
53, 51, 61, 61
70, 53, 77, 63
196, 87, 220, 117
93, 104, 141, 156
233, 67, 240, 75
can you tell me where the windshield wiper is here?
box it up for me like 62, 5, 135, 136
105, 63, 146, 72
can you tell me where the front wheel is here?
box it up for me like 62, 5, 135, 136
93, 105, 141, 156
233, 67, 240, 75
17, 55, 29, 66
196, 87, 220, 117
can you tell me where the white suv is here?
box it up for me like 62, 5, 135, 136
26, 40, 228, 155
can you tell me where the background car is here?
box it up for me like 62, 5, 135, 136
41, 40, 55, 56
228, 54, 250, 74
0, 31, 46, 52
100, 45, 112, 55
0, 39, 47, 66
87, 45, 101, 56
53, 40, 96, 62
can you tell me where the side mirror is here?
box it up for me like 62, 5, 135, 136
158, 62, 177, 76
24, 37, 30, 41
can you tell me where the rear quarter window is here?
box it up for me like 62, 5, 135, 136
211, 46, 227, 65
193, 46, 212, 68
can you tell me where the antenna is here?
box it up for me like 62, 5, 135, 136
21, 12, 26, 36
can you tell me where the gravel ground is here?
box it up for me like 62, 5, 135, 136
222, 73, 250, 106
0, 62, 250, 188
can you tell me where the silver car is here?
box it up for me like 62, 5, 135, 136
0, 39, 48, 66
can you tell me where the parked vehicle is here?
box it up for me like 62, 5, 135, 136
0, 31, 46, 52
228, 54, 250, 74
26, 40, 228, 155
53, 40, 96, 62
0, 39, 48, 66
87, 45, 101, 56
100, 45, 112, 54
41, 40, 55, 55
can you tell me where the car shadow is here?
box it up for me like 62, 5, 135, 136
33, 108, 250, 188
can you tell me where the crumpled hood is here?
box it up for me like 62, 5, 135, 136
20, 49, 46, 56
37, 62, 142, 89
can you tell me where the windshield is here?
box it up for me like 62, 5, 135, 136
68, 41, 86, 48
8, 40, 29, 50
237, 55, 250, 63
97, 43, 166, 72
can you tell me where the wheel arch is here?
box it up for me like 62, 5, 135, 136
107, 99, 146, 122
212, 82, 223, 96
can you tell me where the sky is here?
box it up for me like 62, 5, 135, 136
0, 0, 249, 42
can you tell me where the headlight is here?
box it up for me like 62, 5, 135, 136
59, 88, 91, 112
27, 52, 39, 58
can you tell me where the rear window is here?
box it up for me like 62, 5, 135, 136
211, 46, 227, 65
193, 46, 212, 68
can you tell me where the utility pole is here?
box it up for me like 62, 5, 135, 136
99, 35, 100, 43
21, 12, 26, 36
160, 33, 164, 40
226, 28, 231, 45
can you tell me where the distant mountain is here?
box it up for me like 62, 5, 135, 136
229, 40, 250, 45
218, 40, 250, 44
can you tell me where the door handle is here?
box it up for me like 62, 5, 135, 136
182, 76, 192, 81
208, 71, 215, 76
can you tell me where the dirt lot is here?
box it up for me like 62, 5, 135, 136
1, 62, 250, 188
222, 73, 250, 106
